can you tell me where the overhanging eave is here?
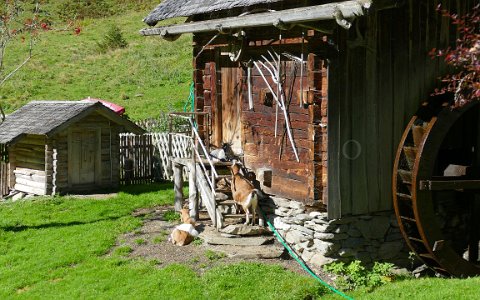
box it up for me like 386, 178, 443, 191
140, 0, 372, 39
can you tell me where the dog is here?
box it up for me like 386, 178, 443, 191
180, 208, 196, 226
169, 208, 199, 246
229, 161, 262, 226
169, 223, 199, 246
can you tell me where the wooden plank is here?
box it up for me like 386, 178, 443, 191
420, 180, 480, 191
140, 1, 372, 37
14, 183, 46, 195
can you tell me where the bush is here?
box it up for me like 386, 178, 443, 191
323, 260, 401, 291
96, 25, 128, 53
56, 0, 113, 20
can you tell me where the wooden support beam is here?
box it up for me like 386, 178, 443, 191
419, 179, 480, 191
173, 162, 184, 211
140, 0, 372, 38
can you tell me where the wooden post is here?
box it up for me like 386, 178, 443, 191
173, 161, 184, 211
188, 161, 198, 220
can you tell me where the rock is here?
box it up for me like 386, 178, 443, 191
378, 241, 403, 260
332, 225, 348, 234
338, 248, 356, 258
200, 228, 273, 246
331, 217, 355, 225
285, 230, 311, 244
271, 197, 290, 208
291, 225, 314, 237
220, 225, 268, 236
347, 227, 362, 238
355, 251, 372, 263
385, 232, 403, 242
12, 192, 25, 202
314, 232, 335, 240
355, 216, 390, 239
309, 254, 334, 267
313, 239, 341, 256
295, 214, 312, 222
289, 201, 304, 209
293, 244, 305, 253
342, 238, 365, 248
273, 217, 291, 231
309, 211, 324, 219
207, 243, 285, 259
313, 218, 329, 224
302, 250, 316, 262
274, 209, 290, 217
391, 267, 410, 277
291, 208, 305, 215
283, 217, 304, 225
332, 233, 349, 240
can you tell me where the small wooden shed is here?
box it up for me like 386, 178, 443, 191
0, 101, 144, 195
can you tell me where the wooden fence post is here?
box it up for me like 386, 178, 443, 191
173, 161, 184, 211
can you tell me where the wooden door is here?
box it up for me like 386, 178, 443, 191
69, 129, 100, 186
221, 67, 243, 155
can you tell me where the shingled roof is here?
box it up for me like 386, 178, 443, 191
143, 0, 284, 26
0, 101, 144, 144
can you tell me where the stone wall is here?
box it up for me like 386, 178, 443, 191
261, 196, 413, 268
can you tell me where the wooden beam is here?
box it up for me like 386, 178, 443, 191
140, 0, 372, 38
419, 179, 480, 191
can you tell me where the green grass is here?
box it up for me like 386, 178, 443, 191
1, 4, 192, 120
0, 183, 325, 299
321, 276, 480, 300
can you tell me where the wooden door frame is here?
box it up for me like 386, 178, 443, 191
67, 128, 102, 188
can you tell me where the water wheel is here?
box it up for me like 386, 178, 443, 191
393, 98, 480, 277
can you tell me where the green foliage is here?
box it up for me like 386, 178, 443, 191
163, 210, 180, 222
134, 238, 147, 245
1, 10, 192, 120
192, 237, 203, 246
203, 263, 328, 300
323, 260, 397, 291
96, 25, 128, 53
114, 246, 133, 256
204, 250, 226, 261
56, 0, 113, 20
152, 230, 169, 244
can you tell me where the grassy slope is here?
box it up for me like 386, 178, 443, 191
0, 184, 324, 299
1, 10, 192, 120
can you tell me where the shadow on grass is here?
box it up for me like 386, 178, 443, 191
119, 182, 174, 195
0, 215, 121, 232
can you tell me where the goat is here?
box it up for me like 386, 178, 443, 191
229, 162, 262, 226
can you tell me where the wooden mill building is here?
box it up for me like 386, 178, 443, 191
0, 101, 144, 196
142, 0, 475, 217
142, 0, 480, 275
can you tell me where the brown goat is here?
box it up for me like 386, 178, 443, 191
229, 162, 260, 226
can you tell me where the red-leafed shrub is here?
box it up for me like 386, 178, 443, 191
430, 4, 479, 107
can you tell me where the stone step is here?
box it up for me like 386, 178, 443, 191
219, 224, 269, 236
206, 243, 285, 259
200, 226, 273, 246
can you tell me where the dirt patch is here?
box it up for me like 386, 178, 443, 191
109, 206, 334, 282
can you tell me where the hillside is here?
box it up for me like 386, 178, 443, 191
0, 1, 192, 120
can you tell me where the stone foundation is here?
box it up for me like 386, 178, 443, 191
261, 196, 412, 268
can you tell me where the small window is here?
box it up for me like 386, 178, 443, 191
261, 89, 274, 107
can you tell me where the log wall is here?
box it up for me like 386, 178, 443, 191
10, 135, 48, 195
193, 28, 328, 204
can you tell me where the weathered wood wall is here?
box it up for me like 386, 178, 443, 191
9, 135, 48, 195
328, 0, 475, 217
119, 133, 154, 185
193, 28, 328, 204
0, 144, 9, 198
52, 112, 122, 193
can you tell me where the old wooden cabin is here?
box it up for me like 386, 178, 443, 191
0, 101, 144, 196
141, 0, 479, 274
